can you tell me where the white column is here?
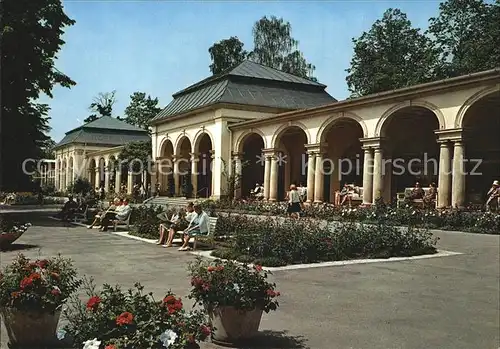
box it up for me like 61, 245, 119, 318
362, 148, 374, 205
306, 151, 316, 203
104, 163, 110, 193
314, 152, 324, 203
263, 154, 271, 200
372, 147, 384, 203
115, 170, 121, 194
190, 153, 198, 197
451, 140, 466, 208
437, 142, 452, 208
233, 153, 243, 199
269, 152, 279, 202
127, 172, 133, 195
54, 160, 59, 191
211, 151, 216, 198
94, 168, 100, 189
173, 157, 180, 196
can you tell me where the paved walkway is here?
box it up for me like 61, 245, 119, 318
1, 215, 498, 349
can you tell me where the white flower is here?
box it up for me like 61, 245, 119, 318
56, 328, 66, 340
83, 338, 101, 349
233, 283, 240, 293
159, 329, 178, 348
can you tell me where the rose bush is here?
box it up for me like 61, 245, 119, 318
63, 280, 211, 349
0, 254, 82, 313
188, 258, 280, 313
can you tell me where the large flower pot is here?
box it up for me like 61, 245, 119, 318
208, 306, 263, 346
1, 308, 61, 348
0, 231, 25, 250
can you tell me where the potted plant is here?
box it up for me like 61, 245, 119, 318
0, 253, 82, 347
0, 217, 32, 249
188, 258, 280, 346
62, 280, 212, 349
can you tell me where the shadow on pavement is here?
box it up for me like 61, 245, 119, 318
237, 330, 309, 349
0, 243, 40, 252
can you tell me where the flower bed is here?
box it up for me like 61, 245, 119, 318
211, 215, 438, 267
200, 200, 500, 234
0, 191, 67, 205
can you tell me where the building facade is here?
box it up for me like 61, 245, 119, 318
152, 61, 500, 208
54, 116, 150, 194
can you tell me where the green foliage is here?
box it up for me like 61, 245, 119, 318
129, 205, 169, 239
63, 279, 211, 349
346, 8, 438, 96
188, 257, 280, 313
1, 0, 75, 191
123, 92, 162, 132
211, 215, 438, 266
84, 91, 117, 123
208, 16, 316, 80
0, 254, 82, 313
427, 0, 500, 78
68, 177, 92, 195
209, 37, 249, 75
119, 140, 152, 173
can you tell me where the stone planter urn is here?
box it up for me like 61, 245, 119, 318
1, 308, 61, 348
208, 306, 263, 346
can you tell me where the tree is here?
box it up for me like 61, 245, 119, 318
118, 140, 152, 174
427, 0, 500, 78
84, 91, 117, 123
123, 92, 162, 132
1, 0, 75, 191
40, 139, 56, 159
208, 16, 316, 80
209, 37, 248, 75
346, 8, 438, 97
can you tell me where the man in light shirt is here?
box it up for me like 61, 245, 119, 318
100, 199, 131, 231
178, 204, 209, 251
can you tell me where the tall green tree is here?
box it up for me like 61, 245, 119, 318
209, 37, 248, 75
346, 8, 438, 97
427, 0, 500, 78
1, 0, 75, 191
84, 90, 117, 123
123, 92, 162, 132
118, 140, 152, 174
208, 16, 316, 80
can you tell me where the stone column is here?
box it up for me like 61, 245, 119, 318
263, 154, 271, 200
362, 148, 374, 205
127, 172, 133, 195
451, 140, 466, 208
115, 170, 121, 194
190, 153, 198, 197
173, 156, 180, 196
54, 159, 59, 191
314, 152, 325, 203
104, 163, 110, 193
306, 151, 316, 203
94, 168, 100, 189
372, 147, 384, 203
437, 142, 452, 208
269, 152, 279, 202
233, 153, 243, 199
149, 162, 157, 194
210, 151, 216, 198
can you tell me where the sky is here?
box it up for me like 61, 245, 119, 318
46, 0, 444, 142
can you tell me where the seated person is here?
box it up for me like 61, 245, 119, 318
87, 197, 120, 229
57, 195, 79, 221
178, 204, 209, 251
335, 184, 350, 206
486, 180, 499, 211
423, 183, 437, 207
157, 208, 186, 247
100, 199, 131, 231
406, 182, 425, 200
251, 183, 264, 200
297, 183, 307, 202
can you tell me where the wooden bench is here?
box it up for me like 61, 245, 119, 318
176, 216, 218, 250
340, 185, 363, 207
397, 188, 437, 208
73, 205, 89, 223
113, 211, 132, 231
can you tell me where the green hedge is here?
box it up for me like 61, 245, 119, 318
211, 215, 438, 267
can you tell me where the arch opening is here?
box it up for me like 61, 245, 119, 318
324, 119, 364, 202
197, 133, 213, 198
382, 106, 440, 201
240, 133, 265, 198
158, 140, 174, 195
462, 90, 500, 203
88, 159, 96, 188
176, 137, 192, 197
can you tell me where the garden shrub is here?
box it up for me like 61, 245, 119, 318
210, 215, 438, 266
129, 205, 171, 239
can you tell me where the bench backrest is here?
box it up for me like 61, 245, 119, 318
404, 187, 438, 195
208, 217, 218, 236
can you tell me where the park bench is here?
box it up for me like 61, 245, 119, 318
341, 185, 363, 207
397, 187, 437, 208
176, 216, 218, 250
73, 204, 89, 223
113, 211, 132, 231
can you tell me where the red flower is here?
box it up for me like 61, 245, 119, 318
202, 282, 210, 291
254, 265, 263, 272
20, 277, 33, 289
216, 266, 224, 271
11, 291, 21, 299
163, 295, 176, 304
51, 288, 61, 296
30, 273, 41, 281
266, 289, 280, 297
86, 296, 101, 311
200, 325, 211, 337
36, 259, 49, 269
116, 312, 134, 326
207, 266, 215, 272
105, 345, 117, 349
191, 277, 203, 287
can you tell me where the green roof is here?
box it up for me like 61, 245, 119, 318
152, 60, 335, 122
55, 116, 150, 148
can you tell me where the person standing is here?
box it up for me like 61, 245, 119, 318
286, 184, 302, 219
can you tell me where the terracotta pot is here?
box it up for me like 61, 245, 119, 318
1, 308, 61, 347
208, 306, 263, 346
